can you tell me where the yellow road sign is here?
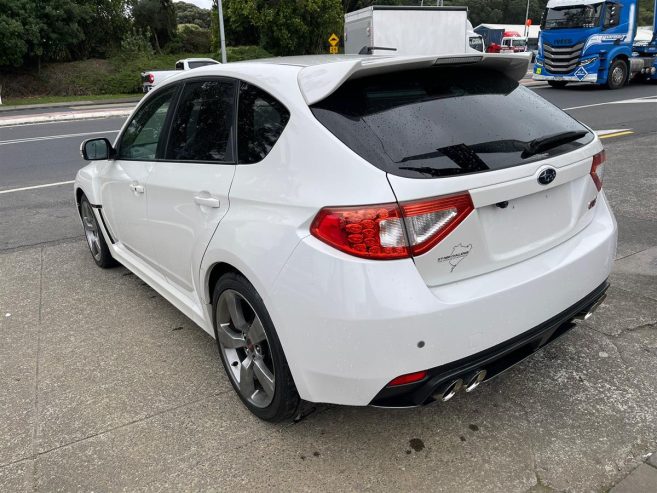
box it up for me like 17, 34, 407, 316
328, 33, 339, 46
329, 46, 338, 54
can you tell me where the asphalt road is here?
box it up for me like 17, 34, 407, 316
0, 83, 656, 251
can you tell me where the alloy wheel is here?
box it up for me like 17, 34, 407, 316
81, 200, 102, 261
216, 289, 275, 408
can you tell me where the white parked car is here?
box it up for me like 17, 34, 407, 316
76, 53, 616, 421
141, 58, 219, 92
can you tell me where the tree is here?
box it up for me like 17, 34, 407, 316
228, 0, 343, 56
174, 1, 211, 29
132, 0, 177, 52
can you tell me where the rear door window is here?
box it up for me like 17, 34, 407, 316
166, 79, 236, 163
311, 67, 593, 179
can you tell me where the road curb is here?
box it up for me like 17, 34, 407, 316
0, 108, 132, 127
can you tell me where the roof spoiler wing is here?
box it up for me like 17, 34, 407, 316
298, 53, 531, 105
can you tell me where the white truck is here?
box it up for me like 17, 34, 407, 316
140, 58, 219, 93
344, 6, 480, 56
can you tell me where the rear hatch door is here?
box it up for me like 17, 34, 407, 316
309, 59, 603, 286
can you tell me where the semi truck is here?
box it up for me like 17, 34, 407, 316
344, 6, 480, 55
533, 0, 657, 89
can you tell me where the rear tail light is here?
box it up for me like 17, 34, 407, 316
310, 192, 474, 260
402, 193, 474, 256
387, 370, 428, 387
590, 150, 605, 192
147, 73, 155, 84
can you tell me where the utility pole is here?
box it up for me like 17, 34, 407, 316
217, 0, 227, 63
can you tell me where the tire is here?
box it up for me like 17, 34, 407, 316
606, 59, 628, 90
212, 272, 299, 422
79, 195, 117, 268
548, 81, 569, 89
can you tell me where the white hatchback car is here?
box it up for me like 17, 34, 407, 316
76, 54, 616, 421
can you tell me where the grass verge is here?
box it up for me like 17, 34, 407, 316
2, 94, 140, 107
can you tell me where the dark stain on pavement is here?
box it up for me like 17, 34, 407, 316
469, 424, 479, 432
409, 438, 425, 452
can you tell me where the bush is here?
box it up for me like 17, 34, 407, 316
177, 24, 212, 53
120, 29, 154, 56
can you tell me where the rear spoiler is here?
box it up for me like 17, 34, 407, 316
298, 53, 531, 105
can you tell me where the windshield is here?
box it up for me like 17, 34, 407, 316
512, 38, 527, 47
543, 3, 603, 30
311, 67, 592, 179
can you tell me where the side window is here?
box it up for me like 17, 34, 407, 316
118, 86, 175, 161
237, 82, 290, 164
175, 61, 184, 70
166, 79, 236, 162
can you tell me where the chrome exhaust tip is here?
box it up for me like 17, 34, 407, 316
574, 293, 607, 321
433, 379, 463, 402
464, 369, 487, 393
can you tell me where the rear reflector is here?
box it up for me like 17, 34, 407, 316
311, 192, 474, 260
387, 370, 428, 387
590, 150, 605, 192
147, 73, 155, 84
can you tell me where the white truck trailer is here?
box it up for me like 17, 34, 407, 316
344, 6, 473, 56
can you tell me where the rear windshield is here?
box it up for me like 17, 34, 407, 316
311, 67, 593, 179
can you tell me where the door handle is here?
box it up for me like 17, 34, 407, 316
194, 195, 220, 208
129, 183, 145, 194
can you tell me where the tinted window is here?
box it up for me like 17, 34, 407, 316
166, 79, 236, 162
237, 82, 290, 164
311, 67, 593, 179
188, 61, 219, 69
118, 86, 175, 160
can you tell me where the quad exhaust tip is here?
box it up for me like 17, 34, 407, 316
464, 369, 487, 393
434, 379, 463, 402
574, 293, 607, 321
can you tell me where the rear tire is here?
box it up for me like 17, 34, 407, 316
606, 59, 628, 90
212, 272, 299, 422
79, 195, 117, 268
548, 81, 569, 89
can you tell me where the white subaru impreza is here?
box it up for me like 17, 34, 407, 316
76, 54, 616, 421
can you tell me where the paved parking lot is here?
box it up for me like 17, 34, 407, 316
1, 89, 657, 491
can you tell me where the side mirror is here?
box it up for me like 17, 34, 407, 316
80, 138, 114, 161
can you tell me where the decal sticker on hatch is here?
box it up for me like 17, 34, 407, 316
437, 243, 472, 272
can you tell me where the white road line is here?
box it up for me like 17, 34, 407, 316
0, 180, 75, 195
0, 130, 119, 146
564, 95, 657, 111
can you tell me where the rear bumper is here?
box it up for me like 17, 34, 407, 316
371, 280, 608, 407
270, 193, 617, 406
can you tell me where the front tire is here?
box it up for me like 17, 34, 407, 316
212, 272, 299, 422
79, 195, 116, 268
548, 81, 569, 89
606, 59, 628, 90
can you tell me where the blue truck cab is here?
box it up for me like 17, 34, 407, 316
533, 0, 657, 89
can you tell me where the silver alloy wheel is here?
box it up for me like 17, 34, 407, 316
81, 200, 102, 261
216, 289, 275, 408
611, 65, 625, 87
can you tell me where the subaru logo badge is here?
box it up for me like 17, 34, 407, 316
538, 168, 557, 185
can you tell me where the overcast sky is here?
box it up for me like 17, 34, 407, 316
175, 0, 212, 9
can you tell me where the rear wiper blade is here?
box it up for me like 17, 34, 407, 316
522, 130, 588, 159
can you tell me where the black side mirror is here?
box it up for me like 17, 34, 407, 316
80, 138, 114, 160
